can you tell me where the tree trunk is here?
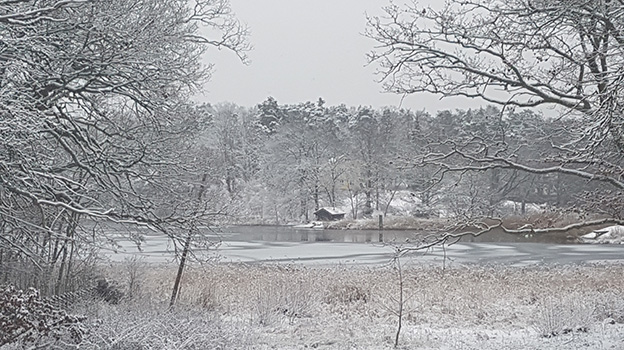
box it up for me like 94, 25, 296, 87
314, 183, 320, 211
375, 182, 380, 211
384, 188, 399, 216
169, 173, 208, 309
169, 229, 192, 308
55, 243, 68, 295
365, 176, 372, 211
394, 255, 404, 348
64, 214, 78, 292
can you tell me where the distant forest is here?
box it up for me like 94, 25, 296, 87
196, 97, 602, 224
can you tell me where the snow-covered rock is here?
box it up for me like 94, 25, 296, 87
580, 225, 624, 244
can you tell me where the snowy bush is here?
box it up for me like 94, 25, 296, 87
0, 285, 86, 347
325, 284, 369, 304
252, 275, 317, 326
79, 306, 248, 350
535, 295, 596, 337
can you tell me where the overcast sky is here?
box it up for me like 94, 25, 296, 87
197, 0, 486, 113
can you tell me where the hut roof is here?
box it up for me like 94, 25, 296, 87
314, 207, 345, 215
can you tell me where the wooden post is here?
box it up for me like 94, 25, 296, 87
378, 214, 384, 242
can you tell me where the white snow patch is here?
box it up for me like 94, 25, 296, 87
581, 225, 624, 244
293, 221, 324, 229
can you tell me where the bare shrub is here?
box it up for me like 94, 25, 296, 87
0, 285, 86, 348
80, 306, 248, 350
197, 285, 220, 311
251, 272, 317, 326
123, 256, 146, 301
325, 284, 369, 304
280, 280, 316, 323
251, 282, 283, 326
535, 297, 570, 338
534, 294, 596, 337
594, 290, 624, 323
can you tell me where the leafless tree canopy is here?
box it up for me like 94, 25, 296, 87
0, 0, 248, 293
366, 0, 624, 241
367, 0, 623, 112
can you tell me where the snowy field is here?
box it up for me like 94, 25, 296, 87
77, 263, 624, 350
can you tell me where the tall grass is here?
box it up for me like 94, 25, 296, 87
63, 262, 624, 349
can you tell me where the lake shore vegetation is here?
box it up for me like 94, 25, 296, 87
5, 261, 623, 349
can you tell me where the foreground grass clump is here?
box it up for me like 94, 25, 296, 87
61, 262, 624, 349
78, 306, 247, 350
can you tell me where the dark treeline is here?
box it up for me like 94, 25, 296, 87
198, 98, 600, 224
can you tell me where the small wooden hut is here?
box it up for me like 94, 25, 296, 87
314, 207, 346, 221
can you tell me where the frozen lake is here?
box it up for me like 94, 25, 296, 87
100, 225, 624, 266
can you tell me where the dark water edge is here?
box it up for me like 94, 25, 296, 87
97, 223, 624, 265
215, 225, 579, 245
456, 228, 575, 244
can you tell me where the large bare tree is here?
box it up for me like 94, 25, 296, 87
366, 0, 624, 243
0, 0, 249, 293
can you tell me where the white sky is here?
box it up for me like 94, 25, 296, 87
197, 0, 487, 113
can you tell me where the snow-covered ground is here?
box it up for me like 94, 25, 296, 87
77, 263, 624, 350
581, 225, 624, 244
